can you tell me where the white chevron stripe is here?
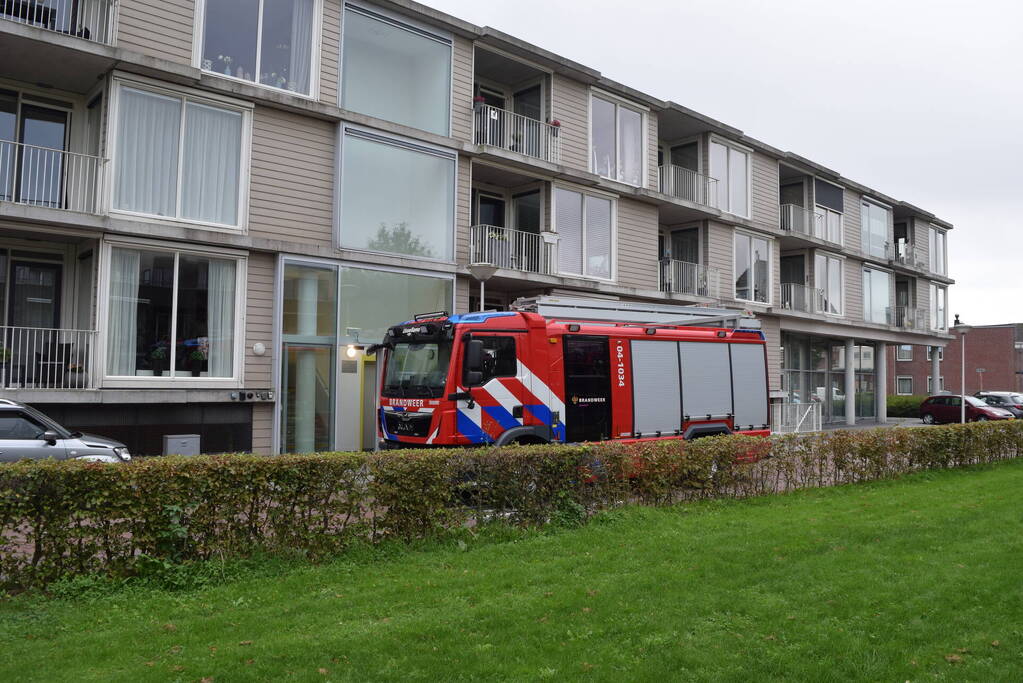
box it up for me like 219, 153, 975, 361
484, 379, 523, 423
517, 360, 565, 416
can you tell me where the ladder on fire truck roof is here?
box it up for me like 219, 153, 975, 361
510, 296, 761, 329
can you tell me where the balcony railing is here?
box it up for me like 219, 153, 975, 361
0, 326, 96, 390
473, 104, 561, 164
0, 141, 104, 214
889, 306, 927, 330
658, 259, 719, 298
779, 282, 825, 314
469, 224, 556, 275
0, 0, 114, 44
779, 204, 825, 239
772, 402, 822, 434
657, 165, 718, 209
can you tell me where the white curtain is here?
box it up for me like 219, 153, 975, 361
206, 259, 236, 377
289, 0, 314, 95
181, 102, 241, 225
107, 248, 140, 376
556, 188, 583, 275
584, 195, 612, 279
114, 88, 180, 217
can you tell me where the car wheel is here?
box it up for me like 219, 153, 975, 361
921, 413, 935, 425
975, 416, 988, 422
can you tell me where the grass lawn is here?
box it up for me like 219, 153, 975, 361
2, 461, 1023, 681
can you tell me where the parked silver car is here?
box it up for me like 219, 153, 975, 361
0, 399, 131, 464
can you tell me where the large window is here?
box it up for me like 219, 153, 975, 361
710, 139, 749, 216
113, 84, 246, 227
814, 178, 844, 244
929, 283, 947, 330
734, 232, 769, 303
341, 6, 451, 135
896, 345, 913, 361
590, 94, 644, 186
106, 246, 240, 379
929, 226, 947, 275
896, 376, 913, 395
814, 252, 842, 315
555, 188, 613, 279
200, 0, 317, 96
860, 199, 889, 259
339, 130, 455, 260
339, 266, 453, 344
862, 266, 891, 324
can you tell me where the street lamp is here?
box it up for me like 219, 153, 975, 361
952, 317, 972, 424
468, 264, 498, 312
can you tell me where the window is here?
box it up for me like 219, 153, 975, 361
0, 413, 46, 439
200, 0, 317, 96
896, 345, 913, 361
555, 187, 613, 279
113, 84, 246, 227
927, 376, 945, 393
339, 129, 455, 260
929, 284, 947, 330
814, 252, 842, 314
929, 226, 947, 275
926, 346, 944, 361
590, 94, 644, 186
734, 232, 769, 303
474, 337, 517, 383
896, 377, 913, 395
860, 199, 889, 259
341, 6, 451, 135
106, 246, 241, 379
813, 179, 844, 244
862, 267, 891, 324
338, 265, 453, 344
709, 139, 749, 216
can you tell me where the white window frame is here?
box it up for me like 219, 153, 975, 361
896, 345, 913, 361
812, 176, 844, 245
552, 183, 618, 282
335, 124, 458, 264
896, 376, 913, 395
193, 0, 323, 100
95, 236, 248, 389
860, 197, 891, 259
709, 135, 752, 218
733, 229, 772, 305
929, 283, 947, 331
106, 75, 253, 233
927, 375, 945, 393
861, 264, 892, 324
589, 89, 648, 188
928, 225, 947, 275
814, 251, 844, 316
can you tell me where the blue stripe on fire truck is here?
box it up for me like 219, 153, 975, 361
456, 410, 490, 444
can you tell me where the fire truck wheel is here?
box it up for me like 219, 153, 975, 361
494, 426, 553, 447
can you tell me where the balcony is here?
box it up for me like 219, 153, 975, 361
1, 326, 96, 390
889, 306, 927, 331
658, 259, 719, 299
1, 0, 114, 44
779, 282, 825, 314
473, 104, 561, 165
887, 242, 927, 270
779, 204, 825, 238
657, 165, 718, 210
1, 140, 104, 214
468, 224, 556, 276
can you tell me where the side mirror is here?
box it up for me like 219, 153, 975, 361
40, 430, 59, 445
464, 339, 484, 386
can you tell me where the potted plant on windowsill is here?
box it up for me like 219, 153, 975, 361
64, 362, 88, 388
149, 345, 168, 377
188, 349, 207, 377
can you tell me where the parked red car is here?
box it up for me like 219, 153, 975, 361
919, 394, 1016, 424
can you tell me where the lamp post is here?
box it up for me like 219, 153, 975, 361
953, 317, 972, 423
468, 264, 498, 312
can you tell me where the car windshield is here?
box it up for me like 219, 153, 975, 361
965, 396, 989, 408
382, 341, 452, 398
1011, 394, 1023, 404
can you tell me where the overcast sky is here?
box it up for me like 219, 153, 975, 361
430, 0, 1023, 326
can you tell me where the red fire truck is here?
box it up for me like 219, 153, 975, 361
376, 297, 770, 448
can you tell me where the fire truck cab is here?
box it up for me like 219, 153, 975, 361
377, 297, 770, 448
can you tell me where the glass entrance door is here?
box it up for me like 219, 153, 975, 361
281, 343, 335, 454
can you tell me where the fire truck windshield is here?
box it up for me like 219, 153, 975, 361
382, 341, 452, 398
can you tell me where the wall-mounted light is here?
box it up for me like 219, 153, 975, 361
252, 342, 266, 356
346, 344, 359, 358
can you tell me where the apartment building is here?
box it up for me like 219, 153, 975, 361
888, 324, 1023, 396
0, 0, 955, 454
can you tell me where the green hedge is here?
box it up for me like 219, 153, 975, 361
1, 421, 1021, 590
888, 394, 928, 418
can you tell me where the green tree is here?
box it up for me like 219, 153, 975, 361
366, 222, 434, 258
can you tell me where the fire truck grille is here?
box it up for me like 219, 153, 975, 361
384, 411, 433, 438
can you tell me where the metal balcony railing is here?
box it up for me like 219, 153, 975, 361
886, 242, 927, 270
473, 104, 561, 164
657, 165, 718, 209
658, 259, 719, 298
779, 282, 826, 314
779, 204, 824, 238
0, 326, 96, 389
469, 224, 556, 275
772, 402, 822, 434
889, 306, 927, 330
0, 0, 114, 44
0, 141, 104, 214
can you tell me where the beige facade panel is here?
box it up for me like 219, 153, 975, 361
451, 36, 474, 143
551, 73, 589, 172
248, 106, 336, 245
244, 250, 275, 388
845, 257, 863, 321
117, 0, 195, 64
750, 151, 779, 229
320, 0, 342, 105
843, 187, 862, 251
913, 217, 932, 266
251, 403, 273, 455
706, 220, 734, 295
616, 198, 658, 290
455, 276, 470, 313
